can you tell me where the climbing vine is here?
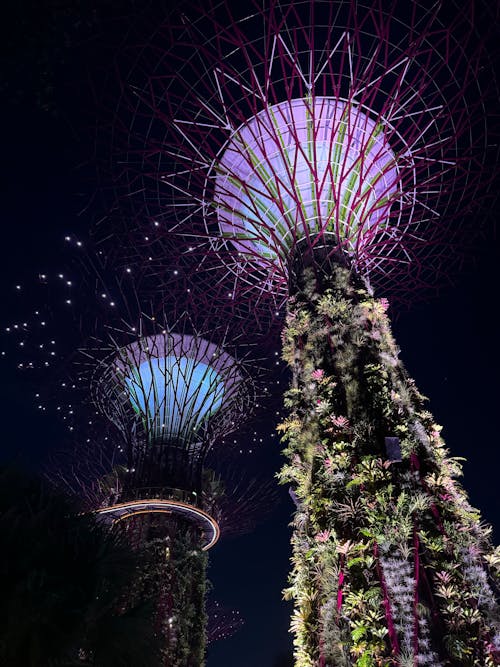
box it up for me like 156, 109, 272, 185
278, 263, 500, 666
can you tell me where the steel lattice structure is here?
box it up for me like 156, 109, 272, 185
99, 0, 497, 311
90, 321, 251, 547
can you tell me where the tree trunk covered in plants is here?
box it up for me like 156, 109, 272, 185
127, 516, 208, 666
278, 260, 500, 667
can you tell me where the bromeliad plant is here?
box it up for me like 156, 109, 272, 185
278, 260, 500, 667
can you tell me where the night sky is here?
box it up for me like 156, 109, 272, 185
1, 3, 499, 666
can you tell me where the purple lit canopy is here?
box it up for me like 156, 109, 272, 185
214, 97, 400, 265
101, 0, 496, 307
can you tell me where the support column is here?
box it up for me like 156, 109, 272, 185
279, 260, 499, 666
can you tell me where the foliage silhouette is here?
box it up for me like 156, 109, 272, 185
0, 465, 161, 666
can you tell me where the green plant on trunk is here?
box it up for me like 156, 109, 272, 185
278, 261, 500, 666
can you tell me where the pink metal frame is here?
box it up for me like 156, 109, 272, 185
100, 0, 497, 309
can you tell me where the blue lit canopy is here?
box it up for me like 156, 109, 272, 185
125, 355, 224, 443
110, 333, 241, 445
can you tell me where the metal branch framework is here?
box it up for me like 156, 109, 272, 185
91, 323, 251, 501
5, 243, 264, 433
100, 0, 498, 308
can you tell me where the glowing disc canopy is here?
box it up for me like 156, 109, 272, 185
213, 97, 401, 264
101, 333, 242, 446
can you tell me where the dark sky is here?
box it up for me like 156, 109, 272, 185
0, 3, 499, 666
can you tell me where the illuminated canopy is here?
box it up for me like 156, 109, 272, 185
110, 333, 241, 445
214, 97, 400, 264
125, 355, 223, 441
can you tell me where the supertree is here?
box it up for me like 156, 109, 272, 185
3, 250, 261, 667
97, 0, 500, 664
74, 321, 252, 666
